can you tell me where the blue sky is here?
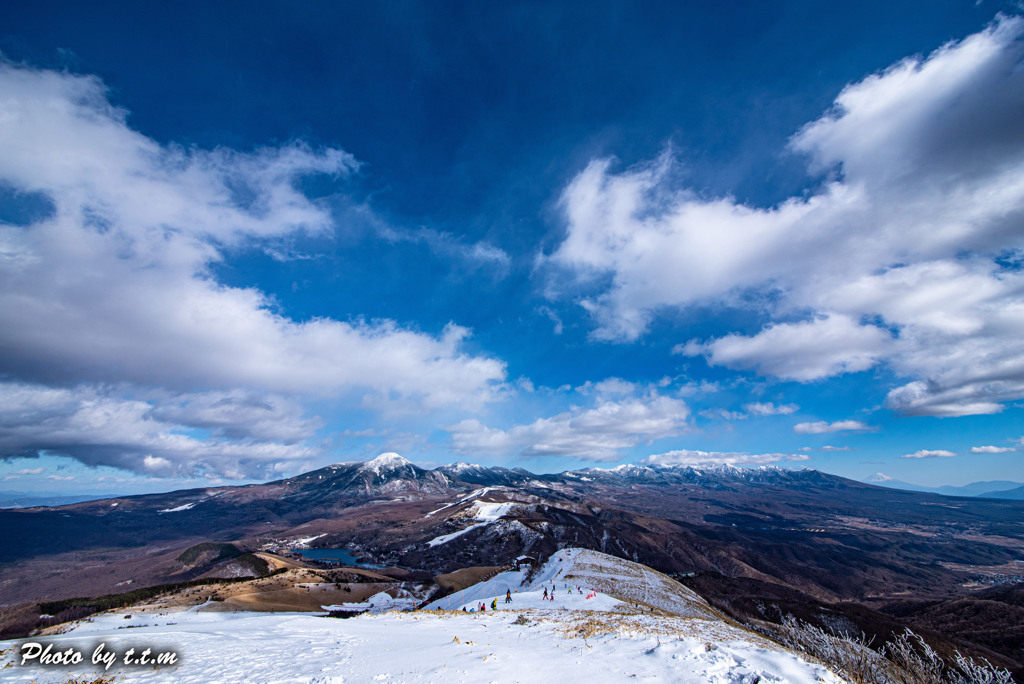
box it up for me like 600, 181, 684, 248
2, 1, 1024, 495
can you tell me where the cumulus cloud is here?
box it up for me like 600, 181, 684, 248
902, 449, 958, 459
0, 62, 510, 476
970, 445, 1016, 454
546, 17, 1024, 416
793, 420, 873, 434
148, 390, 320, 444
0, 63, 506, 404
678, 315, 892, 382
642, 449, 810, 467
447, 390, 690, 461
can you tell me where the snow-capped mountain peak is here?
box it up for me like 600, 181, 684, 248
360, 452, 413, 474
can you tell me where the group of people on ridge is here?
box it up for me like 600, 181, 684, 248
459, 582, 597, 611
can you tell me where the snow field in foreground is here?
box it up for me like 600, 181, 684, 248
0, 608, 846, 684
0, 548, 846, 683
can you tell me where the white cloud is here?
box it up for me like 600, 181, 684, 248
969, 445, 1016, 454
447, 391, 690, 461
793, 420, 873, 434
537, 306, 565, 335
743, 402, 799, 416
679, 315, 892, 382
0, 63, 507, 410
901, 449, 958, 459
149, 390, 320, 443
698, 408, 747, 421
377, 224, 511, 276
578, 377, 640, 396
0, 62, 512, 477
700, 401, 799, 421
546, 17, 1024, 416
642, 449, 810, 467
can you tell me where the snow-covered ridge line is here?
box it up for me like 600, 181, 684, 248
319, 452, 813, 484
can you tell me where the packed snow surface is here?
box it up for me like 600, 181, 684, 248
0, 549, 845, 683
424, 549, 714, 619
1, 609, 844, 683
321, 591, 419, 613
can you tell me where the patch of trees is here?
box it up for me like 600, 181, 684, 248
175, 542, 242, 565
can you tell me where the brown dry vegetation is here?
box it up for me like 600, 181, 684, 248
434, 566, 506, 594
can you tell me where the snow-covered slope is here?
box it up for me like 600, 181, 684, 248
2, 600, 845, 683
423, 548, 716, 619
0, 549, 844, 683
425, 496, 523, 548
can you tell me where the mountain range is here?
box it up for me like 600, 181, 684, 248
863, 473, 1024, 499
2, 453, 1023, 675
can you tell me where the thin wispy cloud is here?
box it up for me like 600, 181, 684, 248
700, 402, 799, 421
744, 402, 799, 417
377, 224, 511, 275
970, 445, 1015, 454
793, 420, 874, 435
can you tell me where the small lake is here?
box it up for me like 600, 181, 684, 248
290, 548, 385, 568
